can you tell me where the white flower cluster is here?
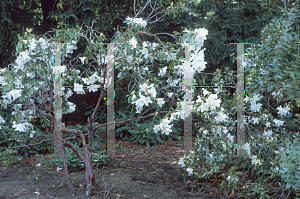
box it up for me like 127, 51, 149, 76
131, 83, 157, 113
126, 17, 147, 28
63, 101, 76, 114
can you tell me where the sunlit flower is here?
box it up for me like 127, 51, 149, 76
251, 155, 261, 166
57, 167, 63, 171
30, 130, 36, 138
87, 85, 99, 92
158, 67, 167, 76
277, 105, 290, 117
252, 117, 260, 125
74, 83, 85, 94
186, 168, 193, 175
129, 37, 138, 48
178, 158, 185, 167
244, 142, 251, 155
79, 57, 86, 65
202, 88, 209, 96
274, 119, 284, 127
156, 98, 165, 108
250, 102, 262, 112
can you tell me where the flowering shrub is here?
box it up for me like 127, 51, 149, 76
177, 2, 300, 198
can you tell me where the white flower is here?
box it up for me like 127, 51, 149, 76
79, 57, 86, 65
153, 125, 160, 133
129, 37, 138, 48
274, 151, 280, 155
13, 78, 25, 89
139, 83, 148, 92
66, 102, 76, 113
202, 88, 209, 96
30, 130, 36, 138
139, 20, 147, 28
214, 112, 228, 123
158, 67, 167, 76
214, 86, 222, 94
277, 105, 290, 117
252, 117, 260, 125
251, 94, 261, 102
167, 92, 173, 98
202, 130, 209, 136
207, 153, 215, 163
147, 85, 156, 98
151, 43, 159, 50
38, 37, 47, 50
263, 130, 273, 139
178, 159, 185, 167
274, 119, 284, 127
126, 16, 138, 26
64, 88, 73, 99
12, 121, 33, 132
0, 116, 5, 123
74, 83, 85, 94
194, 28, 208, 43
250, 102, 262, 112
244, 142, 251, 155
143, 97, 152, 106
57, 167, 63, 171
51, 65, 66, 74
8, 89, 22, 101
87, 85, 99, 92
15, 51, 31, 72
186, 168, 193, 175
293, 132, 300, 138
227, 133, 234, 145
29, 38, 37, 51
251, 155, 261, 166
156, 98, 165, 108
244, 95, 250, 103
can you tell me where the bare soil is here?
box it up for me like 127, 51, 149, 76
0, 136, 237, 199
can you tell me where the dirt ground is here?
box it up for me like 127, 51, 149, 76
0, 136, 238, 199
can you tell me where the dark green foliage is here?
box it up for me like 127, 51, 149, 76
0, 0, 46, 68
243, 1, 300, 134
51, 141, 107, 172
178, 0, 290, 86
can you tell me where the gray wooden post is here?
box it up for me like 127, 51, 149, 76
183, 44, 193, 156
229, 43, 252, 157
54, 43, 63, 158
106, 43, 115, 157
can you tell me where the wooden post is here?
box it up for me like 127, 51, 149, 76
236, 44, 245, 157
106, 43, 115, 157
229, 43, 252, 157
184, 44, 193, 156
54, 43, 63, 158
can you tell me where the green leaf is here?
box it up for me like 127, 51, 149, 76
117, 72, 122, 78
131, 107, 135, 115
156, 136, 163, 143
27, 88, 33, 97
19, 95, 26, 102
162, 111, 171, 120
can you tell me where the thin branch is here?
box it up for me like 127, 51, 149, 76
61, 142, 74, 192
